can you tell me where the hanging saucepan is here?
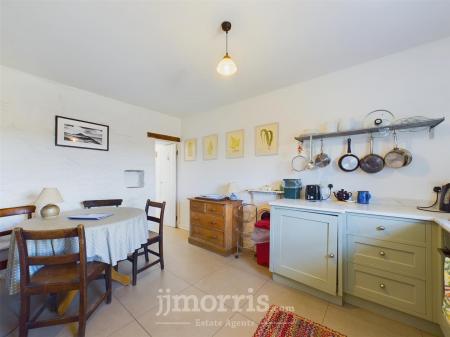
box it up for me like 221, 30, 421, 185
384, 131, 412, 168
359, 135, 384, 173
291, 141, 308, 172
338, 138, 359, 172
315, 139, 331, 168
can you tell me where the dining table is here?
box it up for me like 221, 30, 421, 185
6, 206, 148, 314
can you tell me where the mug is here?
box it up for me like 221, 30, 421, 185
357, 191, 371, 204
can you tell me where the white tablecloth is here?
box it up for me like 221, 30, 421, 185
6, 207, 147, 294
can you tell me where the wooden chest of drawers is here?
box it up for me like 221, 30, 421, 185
188, 198, 242, 256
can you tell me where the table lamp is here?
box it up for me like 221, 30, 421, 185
227, 182, 239, 200
35, 188, 63, 218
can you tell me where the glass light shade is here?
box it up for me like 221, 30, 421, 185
216, 55, 237, 76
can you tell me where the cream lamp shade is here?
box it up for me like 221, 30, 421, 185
227, 182, 239, 200
226, 182, 238, 194
35, 188, 63, 218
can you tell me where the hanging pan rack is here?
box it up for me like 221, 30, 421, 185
295, 117, 445, 142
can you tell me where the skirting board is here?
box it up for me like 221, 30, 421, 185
272, 273, 443, 336
345, 294, 442, 337
272, 274, 343, 306
439, 311, 450, 337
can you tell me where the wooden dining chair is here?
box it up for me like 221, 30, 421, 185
82, 199, 123, 209
0, 205, 36, 270
14, 225, 112, 337
127, 200, 166, 286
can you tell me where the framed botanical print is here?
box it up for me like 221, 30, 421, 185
226, 129, 244, 158
203, 134, 218, 160
55, 116, 109, 151
255, 122, 278, 156
184, 138, 197, 161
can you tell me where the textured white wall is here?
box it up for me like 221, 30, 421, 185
0, 66, 181, 228
178, 37, 450, 230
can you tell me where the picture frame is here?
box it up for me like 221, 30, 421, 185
226, 129, 244, 158
184, 138, 197, 161
255, 122, 278, 156
203, 134, 218, 160
55, 115, 109, 151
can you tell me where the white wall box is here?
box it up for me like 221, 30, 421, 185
124, 170, 145, 188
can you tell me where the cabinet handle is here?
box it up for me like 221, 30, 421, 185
376, 226, 386, 231
379, 251, 386, 256
379, 282, 386, 289
328, 253, 335, 258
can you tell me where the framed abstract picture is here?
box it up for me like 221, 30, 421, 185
255, 122, 278, 156
55, 116, 109, 151
226, 129, 244, 158
184, 138, 197, 161
203, 134, 218, 160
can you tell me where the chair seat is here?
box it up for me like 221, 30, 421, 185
148, 230, 160, 243
29, 261, 106, 289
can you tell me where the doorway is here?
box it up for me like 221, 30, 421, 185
155, 141, 177, 227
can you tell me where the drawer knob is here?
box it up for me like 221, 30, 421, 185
376, 226, 386, 231
328, 253, 335, 258
379, 251, 386, 257
379, 282, 386, 289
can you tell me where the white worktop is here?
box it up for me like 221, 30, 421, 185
269, 198, 450, 232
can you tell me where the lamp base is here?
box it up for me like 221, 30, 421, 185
41, 204, 60, 218
229, 193, 238, 201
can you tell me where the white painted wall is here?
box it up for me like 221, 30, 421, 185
0, 66, 181, 229
178, 37, 450, 230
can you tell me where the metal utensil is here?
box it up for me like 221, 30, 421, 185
359, 135, 385, 173
291, 141, 308, 172
314, 139, 331, 168
384, 131, 412, 168
338, 138, 359, 172
306, 135, 315, 170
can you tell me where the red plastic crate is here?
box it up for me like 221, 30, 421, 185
254, 219, 270, 267
256, 242, 270, 267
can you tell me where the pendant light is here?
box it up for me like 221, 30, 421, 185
217, 21, 237, 76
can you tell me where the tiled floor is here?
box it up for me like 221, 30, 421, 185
0, 227, 440, 337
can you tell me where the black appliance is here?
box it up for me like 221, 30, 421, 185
306, 185, 321, 201
440, 183, 450, 212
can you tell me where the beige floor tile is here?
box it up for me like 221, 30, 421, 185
213, 313, 258, 337
136, 286, 233, 337
242, 281, 329, 324
0, 278, 20, 337
113, 269, 190, 317
108, 321, 150, 337
4, 280, 131, 337
225, 250, 272, 280
194, 265, 267, 310
165, 252, 229, 284
323, 303, 422, 337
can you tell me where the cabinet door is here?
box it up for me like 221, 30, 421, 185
271, 208, 338, 295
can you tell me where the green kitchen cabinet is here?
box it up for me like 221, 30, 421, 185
270, 207, 339, 296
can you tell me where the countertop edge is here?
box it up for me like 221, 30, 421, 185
269, 199, 450, 232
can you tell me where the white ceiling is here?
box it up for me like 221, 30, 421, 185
2, 0, 450, 117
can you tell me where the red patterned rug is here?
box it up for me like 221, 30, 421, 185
253, 305, 346, 337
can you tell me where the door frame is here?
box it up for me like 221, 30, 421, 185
154, 139, 179, 228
